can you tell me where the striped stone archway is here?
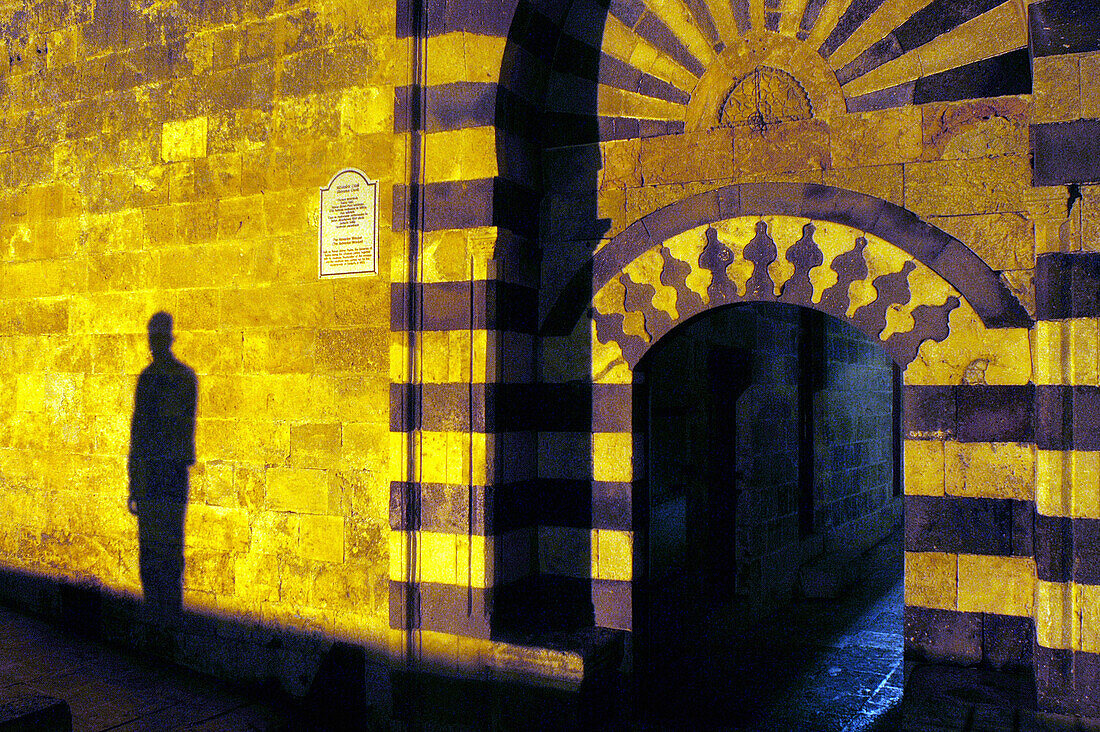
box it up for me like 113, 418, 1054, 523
539, 183, 1038, 673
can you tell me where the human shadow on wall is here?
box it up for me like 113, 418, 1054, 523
128, 311, 197, 617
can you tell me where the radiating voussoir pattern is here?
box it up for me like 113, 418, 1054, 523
552, 0, 1031, 139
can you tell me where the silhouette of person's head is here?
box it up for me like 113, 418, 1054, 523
148, 311, 174, 361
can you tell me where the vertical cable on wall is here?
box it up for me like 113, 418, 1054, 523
404, 0, 426, 701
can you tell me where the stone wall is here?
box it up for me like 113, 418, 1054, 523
814, 315, 898, 561
646, 303, 897, 612
0, 0, 399, 690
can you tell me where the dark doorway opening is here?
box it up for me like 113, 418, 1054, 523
633, 302, 904, 729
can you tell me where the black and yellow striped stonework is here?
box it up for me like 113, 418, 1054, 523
380, 0, 1100, 717
0, 0, 1099, 722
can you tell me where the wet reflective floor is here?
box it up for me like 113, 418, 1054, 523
634, 532, 1100, 731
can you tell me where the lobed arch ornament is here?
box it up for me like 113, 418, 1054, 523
536, 182, 1036, 634
543, 183, 1033, 386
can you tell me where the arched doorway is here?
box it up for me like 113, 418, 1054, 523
636, 300, 904, 726
536, 184, 1035, 724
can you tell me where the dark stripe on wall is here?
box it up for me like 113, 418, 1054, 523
903, 384, 1033, 442
394, 82, 497, 133
620, 9, 707, 78
731, 0, 751, 35
391, 178, 539, 237
390, 280, 537, 332
541, 113, 686, 146
395, 0, 519, 38
394, 82, 541, 136
836, 35, 902, 86
388, 382, 632, 433
905, 495, 1032, 557
390, 480, 491, 534
912, 49, 1032, 104
1032, 119, 1100, 187
554, 32, 600, 80
892, 0, 1005, 54
1034, 514, 1100, 586
389, 479, 634, 533
905, 606, 1034, 669
1029, 0, 1100, 57
593, 578, 631, 630
1035, 385, 1100, 451
1035, 512, 1073, 583
501, 479, 633, 531
819, 0, 889, 59
1035, 252, 1100, 320
1036, 645, 1100, 717
798, 0, 829, 39
389, 580, 492, 638
905, 605, 981, 665
597, 55, 692, 105
846, 81, 916, 113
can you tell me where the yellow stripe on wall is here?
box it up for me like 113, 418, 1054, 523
422, 34, 509, 87
841, 2, 1025, 98
388, 430, 491, 484
593, 528, 633, 581
389, 530, 493, 588
905, 551, 1035, 617
422, 127, 499, 183
1033, 319, 1100, 386
1036, 449, 1100, 519
1035, 581, 1100, 654
389, 330, 495, 385
904, 440, 1035, 501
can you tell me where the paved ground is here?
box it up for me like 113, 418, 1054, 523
4, 533, 1100, 730
0, 606, 294, 731
638, 531, 1100, 731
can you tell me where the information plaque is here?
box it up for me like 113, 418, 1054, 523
319, 169, 378, 278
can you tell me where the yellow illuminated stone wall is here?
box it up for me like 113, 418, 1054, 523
0, 0, 404, 652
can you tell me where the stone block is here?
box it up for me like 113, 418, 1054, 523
162, 116, 208, 162
921, 98, 1029, 162
242, 329, 316, 374
638, 128, 735, 185
217, 195, 267, 240
342, 422, 389, 472
904, 605, 982, 665
927, 212, 1032, 271
822, 164, 903, 206
183, 547, 236, 595
904, 155, 1029, 218
957, 553, 1034, 617
1032, 55, 1080, 124
904, 550, 957, 610
830, 107, 923, 168
221, 284, 333, 330
904, 439, 944, 496
316, 328, 388, 372
185, 503, 251, 550
300, 514, 345, 563
944, 441, 1034, 501
291, 423, 342, 468
251, 511, 301, 555
266, 464, 330, 510
735, 119, 830, 175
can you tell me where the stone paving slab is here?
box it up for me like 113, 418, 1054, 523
635, 532, 1100, 731
0, 607, 293, 732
